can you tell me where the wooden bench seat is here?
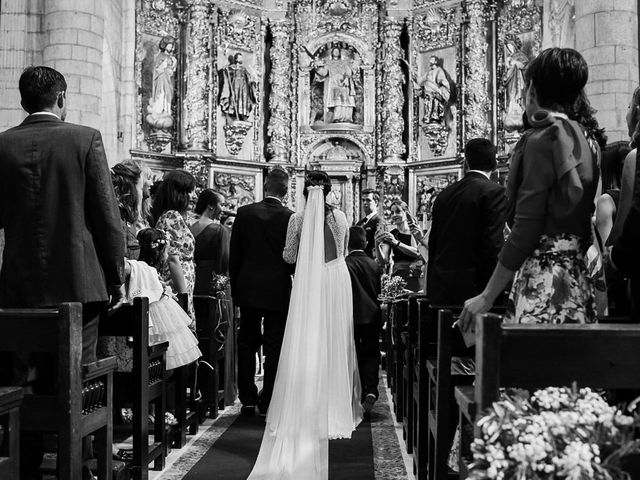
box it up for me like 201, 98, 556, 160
0, 386, 24, 479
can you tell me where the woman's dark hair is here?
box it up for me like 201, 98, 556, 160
601, 141, 631, 191
111, 161, 142, 224
525, 48, 588, 112
151, 170, 196, 224
194, 188, 222, 216
19, 66, 67, 113
569, 90, 607, 150
303, 170, 332, 199
629, 86, 640, 149
137, 228, 168, 269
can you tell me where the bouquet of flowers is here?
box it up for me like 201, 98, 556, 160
210, 273, 230, 299
380, 273, 407, 300
468, 386, 640, 480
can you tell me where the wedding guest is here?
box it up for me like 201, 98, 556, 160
345, 226, 381, 418
230, 168, 294, 416
191, 189, 236, 404
0, 66, 124, 480
356, 188, 381, 259
461, 48, 599, 329
152, 170, 197, 323
111, 161, 143, 259
375, 200, 422, 291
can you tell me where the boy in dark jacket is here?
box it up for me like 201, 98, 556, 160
345, 226, 382, 417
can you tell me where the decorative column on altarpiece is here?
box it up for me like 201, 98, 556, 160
380, 18, 406, 163
463, 0, 491, 141
183, 0, 211, 152
266, 19, 293, 163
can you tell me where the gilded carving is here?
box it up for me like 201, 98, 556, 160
378, 165, 405, 219
415, 171, 458, 228
184, 0, 211, 151
414, 8, 459, 52
381, 19, 405, 161
223, 122, 253, 155
213, 171, 257, 209
183, 156, 210, 189
464, 0, 491, 140
218, 8, 258, 52
267, 20, 293, 161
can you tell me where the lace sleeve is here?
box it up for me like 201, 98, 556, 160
283, 213, 303, 264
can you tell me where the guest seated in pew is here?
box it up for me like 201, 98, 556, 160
345, 226, 382, 418
461, 48, 600, 330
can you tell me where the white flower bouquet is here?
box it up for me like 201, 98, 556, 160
379, 273, 408, 301
210, 273, 230, 299
468, 386, 640, 480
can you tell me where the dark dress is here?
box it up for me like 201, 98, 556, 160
193, 222, 236, 405
390, 228, 422, 292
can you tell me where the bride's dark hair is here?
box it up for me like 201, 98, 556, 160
303, 170, 333, 213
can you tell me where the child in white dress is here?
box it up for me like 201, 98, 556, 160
130, 228, 201, 370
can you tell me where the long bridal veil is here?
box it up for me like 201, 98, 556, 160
247, 186, 330, 479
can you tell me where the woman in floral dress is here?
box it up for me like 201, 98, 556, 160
460, 48, 600, 328
152, 170, 197, 324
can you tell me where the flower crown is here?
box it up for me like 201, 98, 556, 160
150, 230, 170, 250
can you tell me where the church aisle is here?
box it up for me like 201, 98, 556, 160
153, 374, 411, 480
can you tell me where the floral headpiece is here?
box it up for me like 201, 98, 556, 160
150, 229, 169, 250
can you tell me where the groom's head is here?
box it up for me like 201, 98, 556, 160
264, 168, 289, 200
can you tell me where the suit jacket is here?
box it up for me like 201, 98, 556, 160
346, 251, 381, 324
427, 171, 506, 305
356, 213, 380, 259
0, 114, 124, 307
229, 197, 294, 313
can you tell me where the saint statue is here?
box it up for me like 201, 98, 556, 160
503, 40, 529, 131
417, 56, 452, 126
146, 36, 177, 130
219, 52, 258, 123
312, 48, 358, 124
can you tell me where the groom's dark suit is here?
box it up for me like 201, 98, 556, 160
230, 197, 294, 411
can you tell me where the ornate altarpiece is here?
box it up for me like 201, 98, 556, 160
131, 0, 544, 223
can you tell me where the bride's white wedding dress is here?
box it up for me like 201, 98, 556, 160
247, 186, 363, 480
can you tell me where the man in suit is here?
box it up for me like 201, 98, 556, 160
0, 66, 124, 480
345, 226, 382, 417
230, 168, 294, 415
356, 188, 381, 258
426, 138, 506, 306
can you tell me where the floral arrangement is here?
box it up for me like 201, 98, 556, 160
468, 386, 640, 480
210, 274, 230, 299
380, 273, 407, 300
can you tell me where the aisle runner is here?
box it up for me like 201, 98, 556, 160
160, 375, 408, 480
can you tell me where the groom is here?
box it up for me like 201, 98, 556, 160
230, 168, 294, 415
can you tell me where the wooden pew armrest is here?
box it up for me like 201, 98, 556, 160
454, 385, 475, 421
82, 356, 117, 380
0, 386, 24, 412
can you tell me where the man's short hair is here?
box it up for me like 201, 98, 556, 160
361, 188, 379, 203
464, 138, 497, 172
348, 226, 367, 250
19, 66, 67, 114
264, 167, 289, 198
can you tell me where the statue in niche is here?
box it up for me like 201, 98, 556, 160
146, 35, 177, 131
503, 40, 529, 131
549, 0, 576, 48
416, 55, 452, 127
219, 52, 258, 123
311, 47, 360, 125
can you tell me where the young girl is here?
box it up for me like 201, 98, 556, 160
128, 228, 201, 370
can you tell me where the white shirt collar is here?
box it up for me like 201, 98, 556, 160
364, 211, 376, 222
30, 111, 60, 119
265, 195, 283, 204
467, 169, 491, 180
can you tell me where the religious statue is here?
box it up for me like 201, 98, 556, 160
146, 35, 177, 131
503, 40, 529, 131
311, 48, 359, 124
416, 56, 452, 127
218, 52, 258, 123
548, 0, 576, 48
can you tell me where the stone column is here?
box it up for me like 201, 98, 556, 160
183, 0, 211, 151
43, 0, 104, 130
266, 20, 293, 163
575, 0, 638, 142
380, 18, 406, 162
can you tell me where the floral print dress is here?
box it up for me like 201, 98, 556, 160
156, 210, 196, 326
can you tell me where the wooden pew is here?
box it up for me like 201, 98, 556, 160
0, 303, 115, 480
389, 298, 409, 419
454, 314, 640, 478
193, 295, 224, 419
401, 293, 424, 454
99, 297, 168, 479
0, 386, 24, 479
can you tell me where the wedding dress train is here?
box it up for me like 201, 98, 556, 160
247, 186, 363, 480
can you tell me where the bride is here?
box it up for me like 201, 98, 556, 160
248, 171, 363, 479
